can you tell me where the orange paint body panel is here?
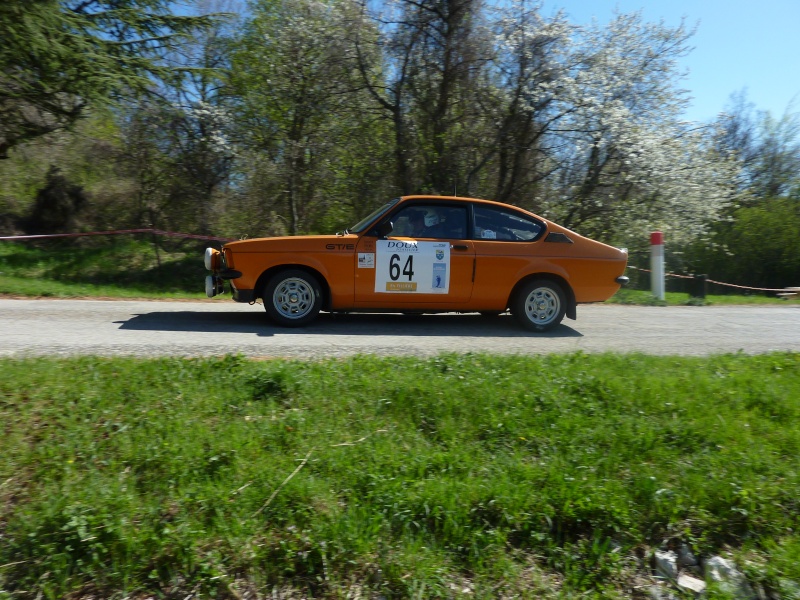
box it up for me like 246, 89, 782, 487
204, 196, 628, 331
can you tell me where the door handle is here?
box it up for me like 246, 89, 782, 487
452, 244, 469, 250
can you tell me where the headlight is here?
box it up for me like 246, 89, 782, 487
204, 247, 220, 271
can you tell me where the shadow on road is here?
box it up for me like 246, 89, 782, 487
115, 311, 583, 339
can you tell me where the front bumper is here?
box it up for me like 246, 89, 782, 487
204, 247, 242, 298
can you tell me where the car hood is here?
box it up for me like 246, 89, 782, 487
224, 235, 357, 253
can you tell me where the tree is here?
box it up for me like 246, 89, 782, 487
0, 0, 217, 159
686, 93, 800, 289
476, 2, 574, 203
349, 3, 737, 248
512, 10, 738, 247
714, 90, 800, 201
685, 198, 800, 290
117, 91, 235, 234
228, 0, 393, 235
21, 166, 88, 233
139, 0, 237, 234
0, 108, 143, 236
403, 0, 488, 194
229, 0, 345, 234
353, 0, 492, 195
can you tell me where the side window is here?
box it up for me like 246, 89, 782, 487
390, 205, 467, 239
438, 207, 467, 239
473, 206, 544, 241
390, 207, 419, 237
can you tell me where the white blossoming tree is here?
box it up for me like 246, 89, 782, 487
348, 1, 739, 248
229, 0, 393, 234
117, 0, 237, 235
488, 4, 740, 248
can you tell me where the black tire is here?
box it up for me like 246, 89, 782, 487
263, 269, 323, 327
511, 279, 567, 332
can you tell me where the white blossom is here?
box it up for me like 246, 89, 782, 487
493, 3, 739, 244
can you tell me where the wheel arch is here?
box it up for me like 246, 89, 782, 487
508, 273, 577, 320
256, 264, 331, 310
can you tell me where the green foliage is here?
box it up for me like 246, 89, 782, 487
1, 352, 799, 597
0, 112, 131, 234
226, 0, 394, 235
0, 0, 217, 157
685, 197, 800, 290
0, 238, 208, 297
0, 0, 796, 289
607, 288, 800, 306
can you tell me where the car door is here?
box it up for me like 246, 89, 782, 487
353, 203, 475, 307
469, 204, 549, 306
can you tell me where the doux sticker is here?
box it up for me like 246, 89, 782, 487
375, 240, 450, 293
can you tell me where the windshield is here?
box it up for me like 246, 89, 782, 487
348, 198, 401, 233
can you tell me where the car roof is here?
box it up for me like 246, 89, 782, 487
400, 195, 522, 209
400, 195, 547, 217
402, 195, 492, 203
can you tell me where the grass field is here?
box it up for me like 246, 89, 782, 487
0, 239, 210, 300
605, 288, 799, 306
1, 352, 799, 598
2, 238, 799, 598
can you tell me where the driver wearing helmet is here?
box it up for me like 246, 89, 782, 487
410, 208, 442, 237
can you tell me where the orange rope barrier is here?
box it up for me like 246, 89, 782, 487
626, 265, 793, 293
0, 229, 234, 242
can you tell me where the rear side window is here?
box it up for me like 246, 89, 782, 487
473, 206, 545, 241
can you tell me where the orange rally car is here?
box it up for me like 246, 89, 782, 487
203, 195, 628, 331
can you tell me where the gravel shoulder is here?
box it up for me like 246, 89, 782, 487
2, 298, 798, 358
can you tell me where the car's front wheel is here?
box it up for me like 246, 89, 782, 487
263, 269, 323, 327
512, 279, 567, 332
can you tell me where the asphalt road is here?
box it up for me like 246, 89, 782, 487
1, 298, 798, 359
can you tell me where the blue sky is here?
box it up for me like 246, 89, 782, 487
540, 0, 800, 123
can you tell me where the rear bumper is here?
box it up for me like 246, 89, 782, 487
232, 287, 256, 303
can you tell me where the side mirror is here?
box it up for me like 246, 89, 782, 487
372, 220, 393, 238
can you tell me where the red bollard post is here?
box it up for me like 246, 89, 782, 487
650, 231, 665, 300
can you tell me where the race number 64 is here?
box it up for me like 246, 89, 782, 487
389, 254, 414, 281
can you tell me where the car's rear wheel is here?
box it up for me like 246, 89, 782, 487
512, 279, 566, 332
264, 269, 323, 327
